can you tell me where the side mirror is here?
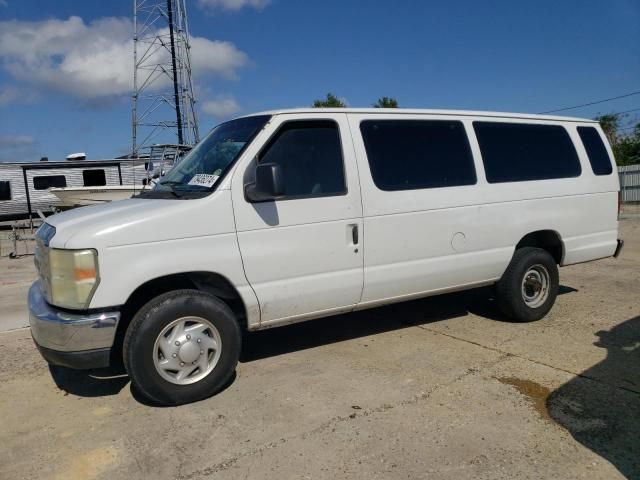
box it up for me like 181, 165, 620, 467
245, 163, 284, 201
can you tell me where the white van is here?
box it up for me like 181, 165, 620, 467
29, 108, 623, 405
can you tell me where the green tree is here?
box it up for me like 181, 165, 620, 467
313, 93, 346, 108
596, 114, 640, 166
615, 123, 640, 166
373, 97, 399, 108
595, 114, 620, 146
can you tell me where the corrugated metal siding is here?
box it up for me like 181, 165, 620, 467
0, 164, 28, 219
619, 164, 640, 202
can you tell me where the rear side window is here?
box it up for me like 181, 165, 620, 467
33, 175, 67, 190
577, 127, 613, 175
473, 122, 581, 183
257, 120, 346, 198
83, 169, 107, 186
0, 181, 11, 200
360, 120, 476, 191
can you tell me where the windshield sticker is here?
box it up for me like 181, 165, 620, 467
188, 174, 219, 188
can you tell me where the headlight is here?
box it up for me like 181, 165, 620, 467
46, 249, 100, 310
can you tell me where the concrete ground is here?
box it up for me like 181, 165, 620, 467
0, 214, 638, 480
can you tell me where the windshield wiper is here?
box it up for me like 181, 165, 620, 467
159, 180, 183, 198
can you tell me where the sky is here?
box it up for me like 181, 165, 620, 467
0, 0, 639, 162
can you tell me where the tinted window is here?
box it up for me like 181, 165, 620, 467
0, 181, 10, 200
83, 169, 107, 186
33, 175, 67, 190
360, 120, 476, 191
577, 127, 613, 175
474, 122, 581, 183
258, 121, 346, 198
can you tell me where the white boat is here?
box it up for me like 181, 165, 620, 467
50, 184, 149, 207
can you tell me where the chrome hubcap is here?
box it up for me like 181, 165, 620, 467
153, 316, 222, 385
521, 264, 550, 308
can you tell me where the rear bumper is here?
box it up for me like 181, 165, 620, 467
28, 281, 120, 369
614, 239, 624, 258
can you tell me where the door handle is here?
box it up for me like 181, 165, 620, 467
351, 224, 359, 245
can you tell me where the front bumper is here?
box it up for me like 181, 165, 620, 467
28, 281, 120, 369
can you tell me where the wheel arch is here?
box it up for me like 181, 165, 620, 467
111, 271, 248, 363
515, 230, 564, 265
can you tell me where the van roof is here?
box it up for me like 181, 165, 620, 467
245, 108, 597, 124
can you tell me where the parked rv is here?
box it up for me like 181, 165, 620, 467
0, 145, 188, 221
28, 109, 623, 405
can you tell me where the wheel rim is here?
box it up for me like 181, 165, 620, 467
521, 264, 550, 308
152, 316, 222, 385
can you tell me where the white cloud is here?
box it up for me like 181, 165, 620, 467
0, 16, 249, 100
202, 97, 240, 117
0, 134, 35, 148
197, 0, 270, 11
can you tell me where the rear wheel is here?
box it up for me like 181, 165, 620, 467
495, 247, 559, 322
123, 289, 241, 405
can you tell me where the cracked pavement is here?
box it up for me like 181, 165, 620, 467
0, 214, 638, 479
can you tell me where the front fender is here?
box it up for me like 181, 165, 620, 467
90, 233, 260, 328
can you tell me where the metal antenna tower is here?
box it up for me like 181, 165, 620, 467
132, 0, 200, 156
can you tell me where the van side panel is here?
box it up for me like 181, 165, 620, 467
348, 114, 619, 305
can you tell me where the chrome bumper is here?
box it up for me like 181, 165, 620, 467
28, 281, 120, 354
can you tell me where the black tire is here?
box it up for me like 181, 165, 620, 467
495, 247, 559, 322
123, 289, 241, 406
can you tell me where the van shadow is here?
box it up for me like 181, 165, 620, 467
240, 284, 577, 362
546, 316, 640, 479
48, 364, 129, 397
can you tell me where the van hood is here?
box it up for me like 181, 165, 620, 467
46, 194, 234, 249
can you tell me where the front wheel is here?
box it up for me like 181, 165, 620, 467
495, 247, 559, 322
123, 290, 241, 405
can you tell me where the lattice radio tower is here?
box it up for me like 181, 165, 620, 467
132, 0, 200, 156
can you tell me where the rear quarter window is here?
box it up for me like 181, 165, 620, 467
577, 126, 613, 175
473, 122, 581, 183
360, 120, 476, 191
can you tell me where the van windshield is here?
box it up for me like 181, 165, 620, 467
149, 115, 270, 198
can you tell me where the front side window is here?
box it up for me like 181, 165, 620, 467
256, 120, 346, 198
577, 126, 613, 175
33, 175, 67, 190
360, 120, 476, 191
0, 180, 11, 200
151, 115, 271, 197
474, 122, 581, 183
83, 169, 107, 187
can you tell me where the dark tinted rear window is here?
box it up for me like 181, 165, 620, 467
360, 120, 476, 191
473, 122, 581, 183
577, 127, 613, 175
